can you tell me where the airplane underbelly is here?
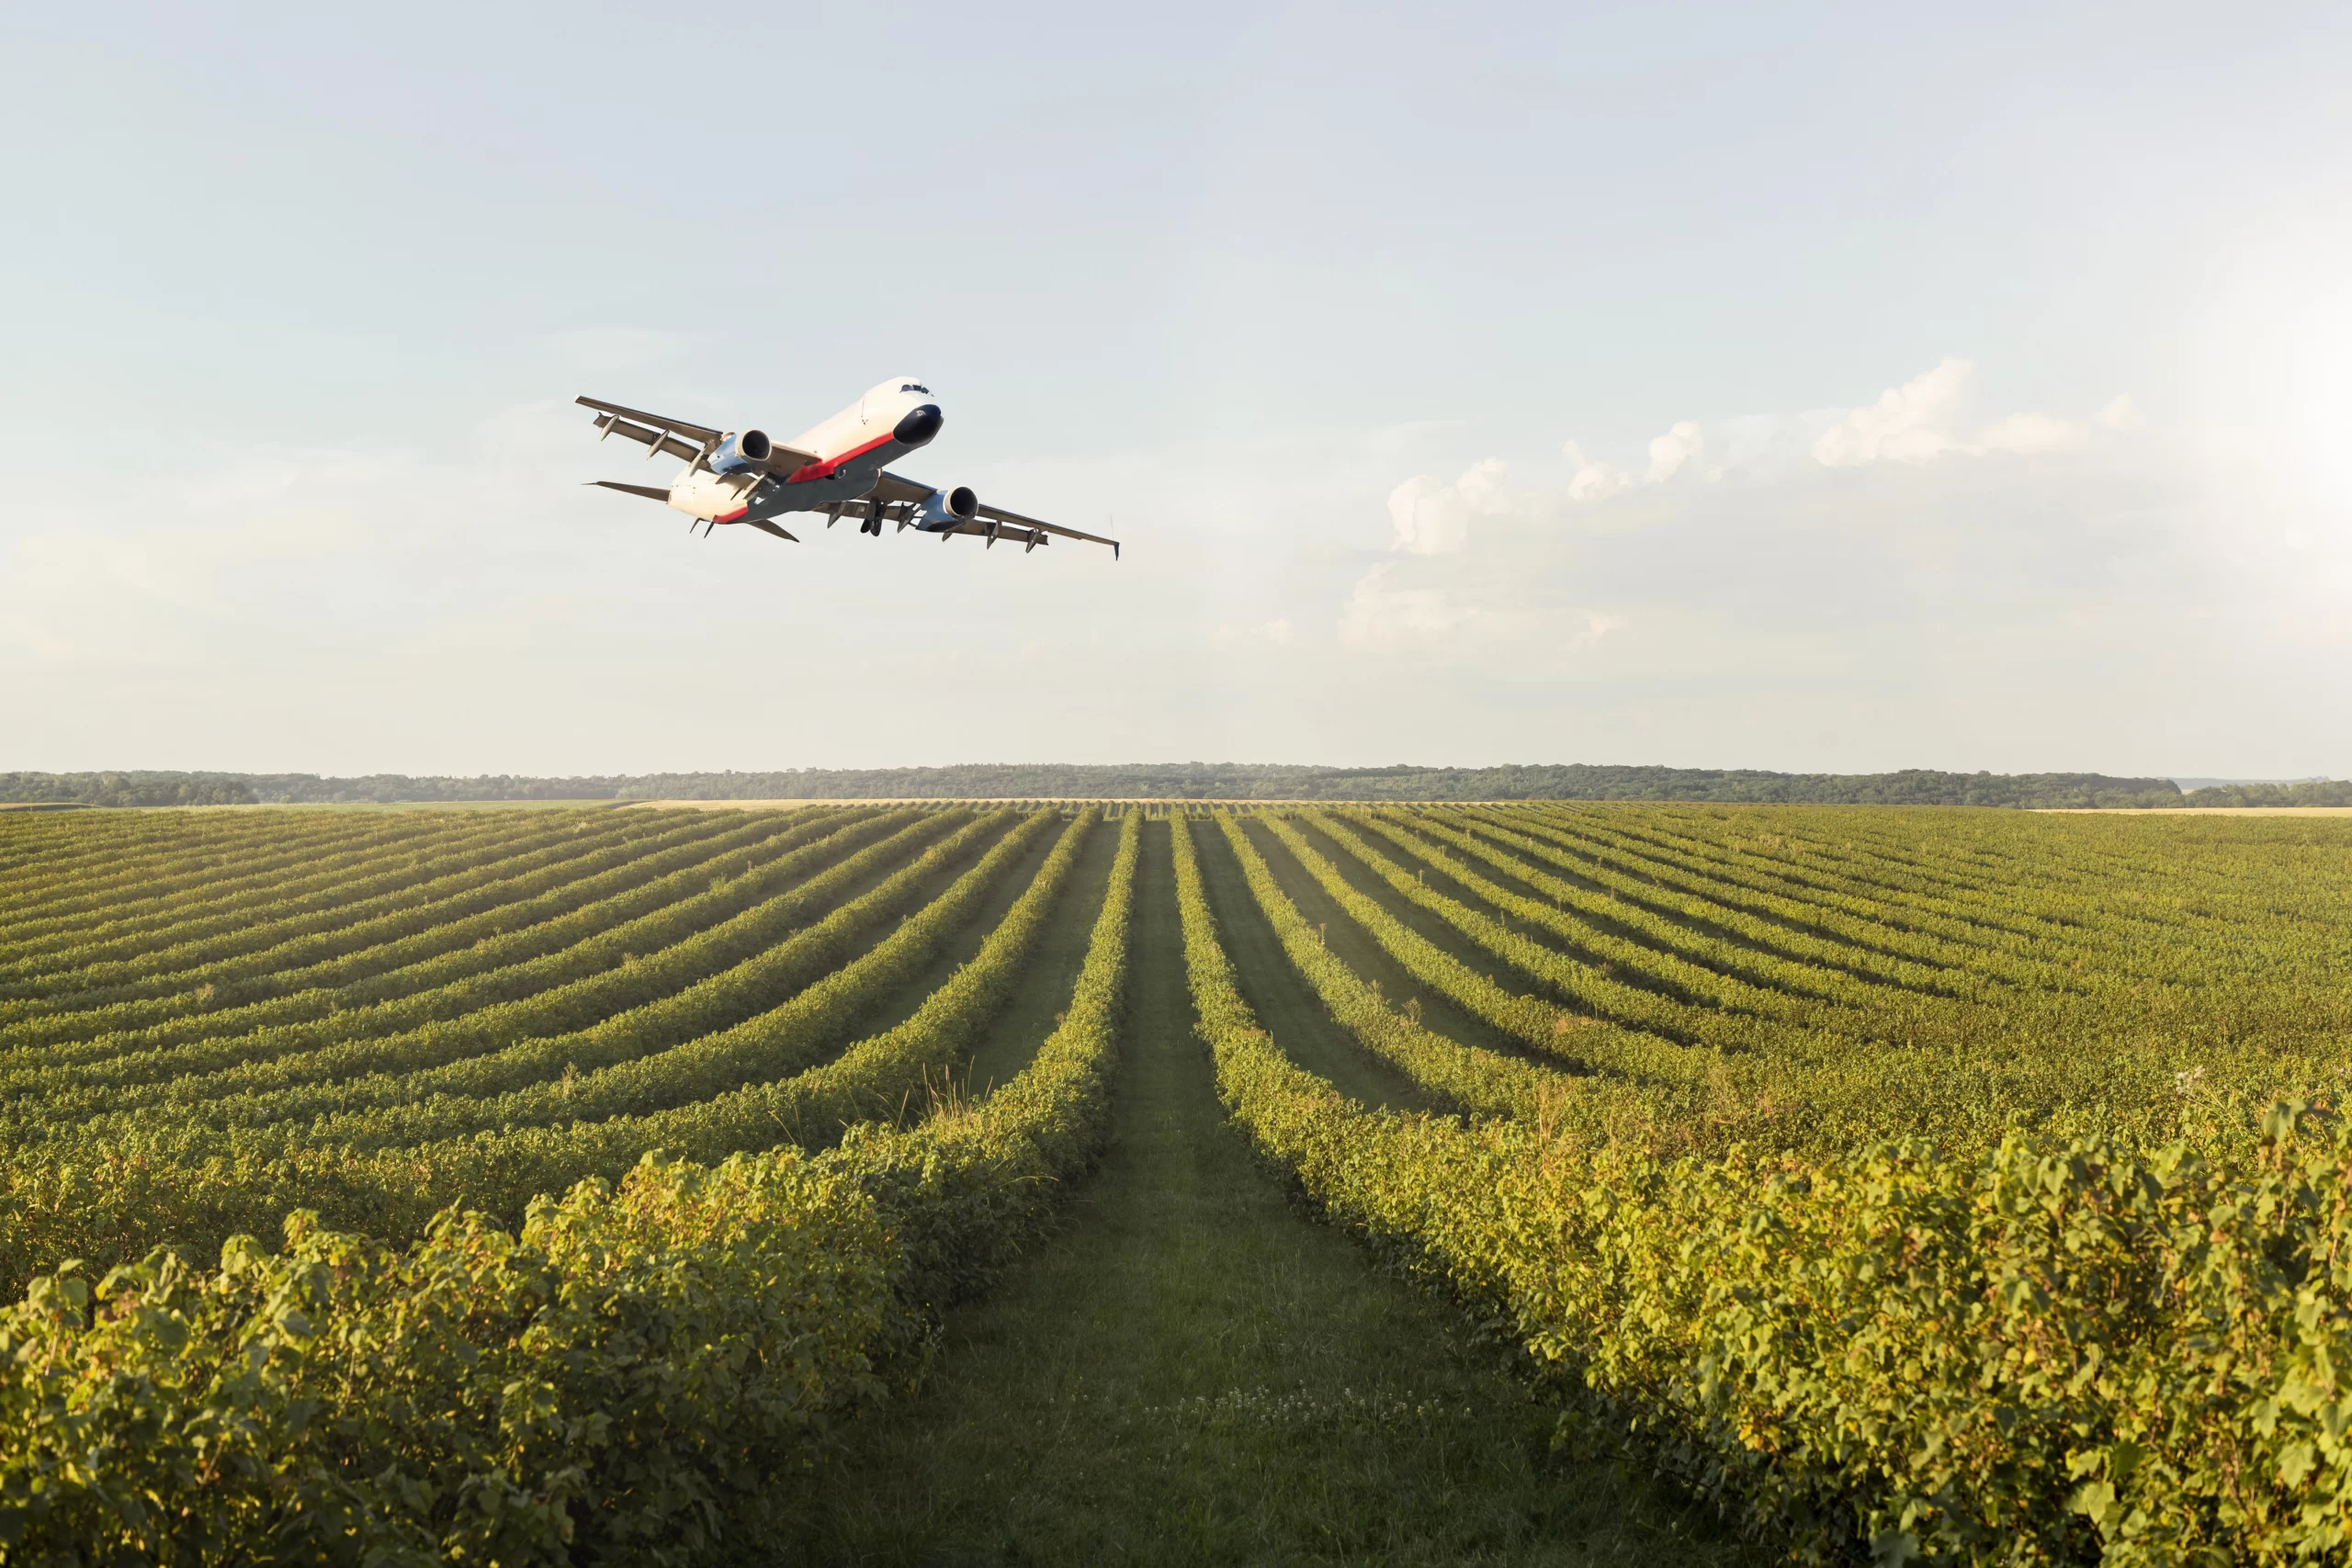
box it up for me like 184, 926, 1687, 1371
765, 446, 899, 513
768, 471, 877, 511
670, 434, 905, 522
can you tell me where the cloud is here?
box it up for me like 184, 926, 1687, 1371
1386, 457, 1510, 554
1806, 358, 2109, 467
1339, 562, 1464, 649
1565, 442, 1633, 503
1338, 558, 1624, 664
1811, 357, 1977, 467
1645, 420, 1709, 483
1330, 349, 2184, 697
1563, 420, 1713, 504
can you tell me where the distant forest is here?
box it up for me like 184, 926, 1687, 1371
8, 764, 2349, 810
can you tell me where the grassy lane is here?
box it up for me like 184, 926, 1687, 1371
775, 822, 1749, 1567
958, 814, 1125, 1096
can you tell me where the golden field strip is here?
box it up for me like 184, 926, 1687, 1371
1, 802, 2349, 1564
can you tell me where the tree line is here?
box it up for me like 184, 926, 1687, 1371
10, 763, 2346, 809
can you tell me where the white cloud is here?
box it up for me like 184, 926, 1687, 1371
1565, 442, 1633, 503
1645, 420, 1709, 483
1804, 359, 2120, 468
1565, 420, 1716, 504
1811, 357, 1977, 467
1338, 558, 1624, 664
1340, 562, 1466, 649
1386, 457, 1510, 554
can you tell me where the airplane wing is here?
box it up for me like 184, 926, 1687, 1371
576, 396, 819, 475
870, 470, 1122, 558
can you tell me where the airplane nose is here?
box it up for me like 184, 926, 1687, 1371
894, 403, 944, 445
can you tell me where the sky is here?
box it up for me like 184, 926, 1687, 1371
2, 1, 2347, 778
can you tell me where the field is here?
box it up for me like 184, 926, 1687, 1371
2, 803, 2350, 1564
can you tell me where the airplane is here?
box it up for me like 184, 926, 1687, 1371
577, 378, 1119, 558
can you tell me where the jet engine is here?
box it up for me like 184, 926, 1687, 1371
912, 485, 980, 529
707, 429, 773, 474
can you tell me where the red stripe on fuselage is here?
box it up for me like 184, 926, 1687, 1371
717, 505, 749, 522
784, 428, 899, 484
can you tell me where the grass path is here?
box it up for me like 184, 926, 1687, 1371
957, 816, 1125, 1096
773, 821, 1748, 1566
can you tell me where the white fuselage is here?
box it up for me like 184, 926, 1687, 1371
665, 376, 941, 524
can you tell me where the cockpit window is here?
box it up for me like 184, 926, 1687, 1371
901, 383, 931, 394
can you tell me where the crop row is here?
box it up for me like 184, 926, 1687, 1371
0, 809, 784, 1028
0, 810, 1143, 1565
749, 807, 1095, 1145
1241, 809, 2352, 1157
0, 817, 474, 962
0, 807, 879, 1066
0, 809, 1052, 1280
1213, 815, 1561, 1120
0, 809, 602, 960
0, 809, 461, 926
1341, 809, 1871, 1025
314, 806, 1087, 1222
1455, 808, 2006, 994
1307, 808, 2098, 1081
1511, 809, 2344, 1063
1445, 804, 2351, 1030
0, 812, 696, 998
1242, 815, 1728, 1098
4, 811, 1018, 1158
1176, 812, 2352, 1568
0, 808, 940, 1128
1509, 803, 2351, 990
0, 807, 289, 887
1298, 811, 1801, 1055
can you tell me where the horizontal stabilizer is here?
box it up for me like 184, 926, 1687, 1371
588, 480, 673, 502
743, 517, 799, 542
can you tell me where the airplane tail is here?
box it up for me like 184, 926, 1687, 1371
586, 480, 796, 542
